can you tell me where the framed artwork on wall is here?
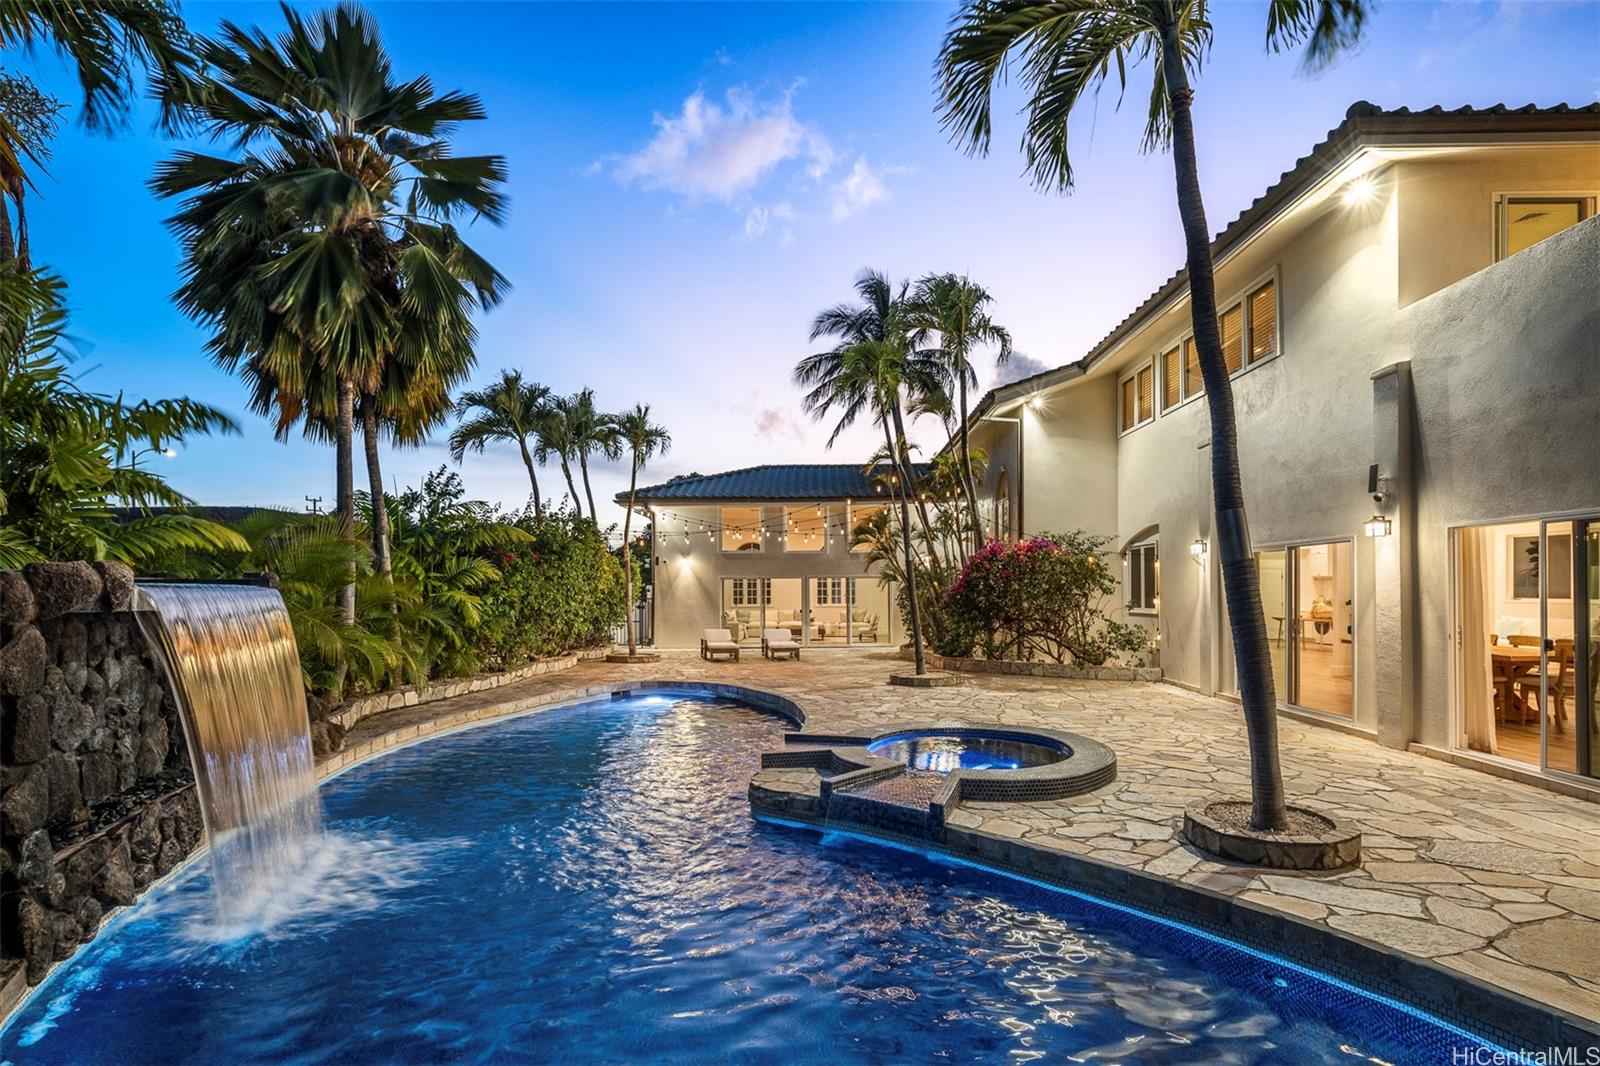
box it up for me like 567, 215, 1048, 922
1509, 533, 1571, 601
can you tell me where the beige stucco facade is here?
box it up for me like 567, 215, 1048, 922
966, 120, 1599, 786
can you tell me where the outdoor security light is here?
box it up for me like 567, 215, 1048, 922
1342, 176, 1375, 206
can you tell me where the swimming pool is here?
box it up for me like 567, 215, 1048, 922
2, 691, 1496, 1063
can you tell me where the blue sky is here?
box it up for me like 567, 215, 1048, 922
20, 0, 1600, 527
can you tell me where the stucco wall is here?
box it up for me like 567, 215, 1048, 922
1402, 215, 1600, 749
1397, 146, 1600, 307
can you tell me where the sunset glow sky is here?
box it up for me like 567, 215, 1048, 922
23, 0, 1600, 526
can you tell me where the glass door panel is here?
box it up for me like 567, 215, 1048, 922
766, 578, 804, 647
852, 578, 896, 646
719, 578, 767, 647
1291, 542, 1354, 717
809, 577, 851, 645
1255, 550, 1288, 701
1540, 518, 1595, 777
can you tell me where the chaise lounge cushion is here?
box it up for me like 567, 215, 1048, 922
761, 628, 799, 651
702, 628, 740, 654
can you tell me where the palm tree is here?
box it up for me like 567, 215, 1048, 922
614, 404, 671, 656
154, 3, 507, 620
796, 271, 944, 675
937, 0, 1368, 831
0, 0, 196, 268
449, 370, 554, 518
566, 388, 620, 523
537, 397, 585, 519
908, 273, 1011, 555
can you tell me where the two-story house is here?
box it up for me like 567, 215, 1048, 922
620, 464, 916, 652
967, 101, 1598, 791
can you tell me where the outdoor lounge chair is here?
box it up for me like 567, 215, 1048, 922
701, 628, 740, 661
761, 628, 800, 660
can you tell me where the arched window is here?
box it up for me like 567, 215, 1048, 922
994, 470, 1012, 542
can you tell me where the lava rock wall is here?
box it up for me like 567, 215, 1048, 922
1, 562, 201, 988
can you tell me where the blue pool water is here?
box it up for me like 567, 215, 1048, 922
3, 692, 1496, 1064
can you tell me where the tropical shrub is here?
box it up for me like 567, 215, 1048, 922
0, 267, 246, 568
941, 532, 1148, 666
475, 511, 628, 667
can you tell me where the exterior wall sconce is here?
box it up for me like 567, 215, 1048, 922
1364, 515, 1392, 538
1189, 538, 1207, 562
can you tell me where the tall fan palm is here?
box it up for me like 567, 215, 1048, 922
795, 270, 944, 675
154, 2, 507, 620
937, 0, 1368, 830
908, 273, 1011, 555
449, 370, 554, 518
614, 404, 671, 656
0, 0, 196, 267
565, 388, 620, 524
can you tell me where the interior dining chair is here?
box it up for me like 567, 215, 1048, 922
1517, 638, 1574, 731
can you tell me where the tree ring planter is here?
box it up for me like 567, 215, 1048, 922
887, 672, 960, 688
1183, 799, 1361, 870
606, 652, 661, 664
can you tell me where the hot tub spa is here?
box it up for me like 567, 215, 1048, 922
866, 728, 1069, 773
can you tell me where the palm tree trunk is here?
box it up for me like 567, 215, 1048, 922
559, 453, 583, 519
361, 396, 391, 577
517, 438, 544, 519
335, 375, 357, 626
889, 400, 939, 560
623, 456, 638, 654
1160, 18, 1287, 831
958, 371, 985, 555
579, 450, 598, 520
883, 419, 926, 674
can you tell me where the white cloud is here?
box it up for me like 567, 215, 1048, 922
753, 407, 809, 442
831, 157, 894, 221
612, 86, 833, 202
992, 351, 1052, 387
742, 201, 794, 241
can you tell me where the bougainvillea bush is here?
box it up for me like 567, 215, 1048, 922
939, 531, 1148, 665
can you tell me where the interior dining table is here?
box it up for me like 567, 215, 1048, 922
1489, 644, 1549, 727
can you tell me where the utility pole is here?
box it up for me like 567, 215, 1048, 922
305, 495, 323, 515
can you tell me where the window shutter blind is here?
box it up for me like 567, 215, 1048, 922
1137, 366, 1153, 422
1162, 347, 1180, 409
1220, 304, 1243, 374
1121, 378, 1135, 430
1183, 336, 1203, 398
1249, 281, 1277, 364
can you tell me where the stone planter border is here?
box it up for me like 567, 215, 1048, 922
887, 671, 959, 687
327, 648, 608, 733
901, 649, 1161, 682
1183, 799, 1362, 871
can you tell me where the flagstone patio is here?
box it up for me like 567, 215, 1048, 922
334, 648, 1600, 1035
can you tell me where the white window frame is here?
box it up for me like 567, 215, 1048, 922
1116, 358, 1156, 436
1156, 266, 1282, 416
729, 577, 771, 607
784, 504, 829, 553
814, 577, 850, 606
848, 501, 888, 553
1492, 192, 1596, 262
719, 506, 765, 554
1126, 539, 1159, 616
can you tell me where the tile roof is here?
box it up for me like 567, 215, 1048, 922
623, 463, 929, 503
967, 100, 1600, 419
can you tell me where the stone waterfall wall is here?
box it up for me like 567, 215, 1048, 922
0, 562, 201, 997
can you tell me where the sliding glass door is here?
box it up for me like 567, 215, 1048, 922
1538, 517, 1597, 779
1248, 542, 1354, 717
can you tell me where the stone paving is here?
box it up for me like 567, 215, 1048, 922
337, 648, 1600, 1028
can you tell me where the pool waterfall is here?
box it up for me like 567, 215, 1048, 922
134, 583, 323, 916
